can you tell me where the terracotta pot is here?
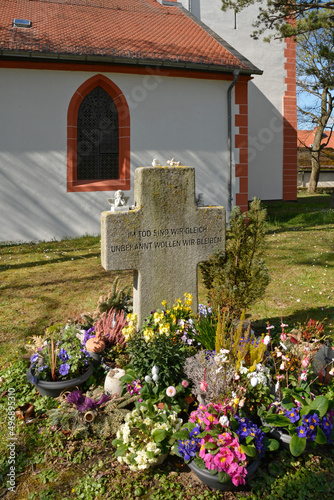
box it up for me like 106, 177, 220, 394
85, 337, 106, 353
188, 459, 260, 491
27, 364, 93, 398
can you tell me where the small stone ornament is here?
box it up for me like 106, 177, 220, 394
152, 158, 161, 167
196, 193, 204, 207
167, 158, 182, 166
108, 190, 130, 212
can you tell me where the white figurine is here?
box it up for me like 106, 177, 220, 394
107, 190, 130, 212
152, 158, 161, 167
167, 158, 182, 166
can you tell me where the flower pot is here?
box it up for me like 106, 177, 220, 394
188, 459, 260, 491
27, 364, 93, 398
86, 349, 103, 367
104, 368, 125, 396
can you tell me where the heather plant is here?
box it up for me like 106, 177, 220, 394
95, 308, 128, 347
200, 197, 270, 317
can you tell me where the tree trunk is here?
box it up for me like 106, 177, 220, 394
330, 189, 334, 208
308, 130, 323, 193
307, 87, 333, 194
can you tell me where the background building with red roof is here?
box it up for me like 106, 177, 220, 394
0, 0, 294, 242
297, 128, 334, 188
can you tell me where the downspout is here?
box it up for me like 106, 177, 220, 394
227, 69, 240, 219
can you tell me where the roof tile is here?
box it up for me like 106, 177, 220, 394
0, 0, 256, 71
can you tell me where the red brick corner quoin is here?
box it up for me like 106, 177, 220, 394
283, 37, 297, 201
67, 74, 130, 192
234, 77, 249, 212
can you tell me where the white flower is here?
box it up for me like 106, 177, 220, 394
250, 376, 258, 387
146, 442, 158, 452
239, 362, 249, 375
152, 365, 159, 375
219, 415, 229, 426
152, 373, 159, 382
262, 335, 271, 345
166, 386, 176, 397
145, 375, 152, 383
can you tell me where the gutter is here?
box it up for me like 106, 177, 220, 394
0, 48, 258, 75
227, 68, 240, 219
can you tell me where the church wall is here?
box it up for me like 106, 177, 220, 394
179, 0, 287, 201
0, 67, 234, 242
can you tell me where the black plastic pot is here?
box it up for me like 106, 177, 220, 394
188, 459, 260, 491
27, 364, 93, 398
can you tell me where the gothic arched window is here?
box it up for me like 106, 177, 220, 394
67, 74, 130, 192
77, 86, 119, 180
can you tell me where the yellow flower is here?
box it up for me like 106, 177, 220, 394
143, 328, 155, 343
153, 311, 165, 324
159, 324, 170, 336
127, 313, 138, 327
161, 300, 167, 308
184, 292, 193, 306
170, 314, 176, 324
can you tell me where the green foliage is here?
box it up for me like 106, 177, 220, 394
192, 313, 216, 351
96, 276, 132, 315
200, 198, 270, 317
221, 0, 334, 40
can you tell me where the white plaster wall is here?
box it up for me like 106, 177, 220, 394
0, 68, 232, 242
179, 0, 286, 201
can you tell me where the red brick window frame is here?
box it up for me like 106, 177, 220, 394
67, 74, 130, 192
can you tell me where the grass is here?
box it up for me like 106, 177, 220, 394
0, 191, 334, 499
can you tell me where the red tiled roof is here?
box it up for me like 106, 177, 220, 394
298, 128, 334, 149
0, 0, 260, 72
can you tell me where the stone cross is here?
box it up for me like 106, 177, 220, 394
101, 166, 225, 327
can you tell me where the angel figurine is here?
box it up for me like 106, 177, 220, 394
108, 190, 130, 212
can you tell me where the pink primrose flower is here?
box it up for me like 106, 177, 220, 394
181, 379, 189, 388
213, 448, 234, 471
230, 465, 247, 487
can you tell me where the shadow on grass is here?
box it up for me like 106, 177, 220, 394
0, 252, 101, 272
251, 306, 334, 334
251, 448, 334, 499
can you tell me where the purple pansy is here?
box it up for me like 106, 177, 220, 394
59, 363, 70, 376
58, 348, 69, 362
30, 353, 39, 365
